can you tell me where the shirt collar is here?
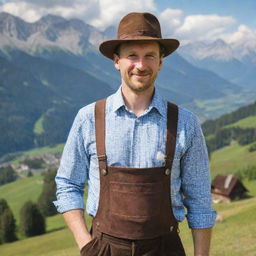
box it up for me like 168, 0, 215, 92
149, 87, 166, 117
111, 86, 125, 113
110, 86, 166, 117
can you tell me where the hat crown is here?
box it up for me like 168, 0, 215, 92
99, 12, 179, 59
117, 12, 162, 40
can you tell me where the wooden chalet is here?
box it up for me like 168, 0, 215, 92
211, 174, 248, 203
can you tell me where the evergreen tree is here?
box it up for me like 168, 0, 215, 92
0, 199, 17, 244
19, 201, 45, 237
27, 170, 33, 177
0, 208, 17, 243
37, 169, 57, 217
0, 165, 17, 185
0, 198, 8, 215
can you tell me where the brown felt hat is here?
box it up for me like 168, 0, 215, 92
99, 12, 180, 59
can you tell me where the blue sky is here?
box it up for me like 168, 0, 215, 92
156, 0, 256, 28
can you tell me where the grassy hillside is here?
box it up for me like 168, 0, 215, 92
203, 101, 256, 176
0, 172, 89, 224
224, 115, 256, 129
210, 140, 256, 177
0, 174, 44, 222
21, 143, 64, 157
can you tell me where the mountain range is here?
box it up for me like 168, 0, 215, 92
179, 39, 256, 89
0, 12, 255, 157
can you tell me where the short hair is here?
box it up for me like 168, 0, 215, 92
114, 42, 165, 57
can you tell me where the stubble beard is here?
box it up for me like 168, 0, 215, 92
124, 71, 158, 93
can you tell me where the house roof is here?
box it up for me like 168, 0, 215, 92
211, 174, 247, 197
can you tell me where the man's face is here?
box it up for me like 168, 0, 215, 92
114, 41, 163, 93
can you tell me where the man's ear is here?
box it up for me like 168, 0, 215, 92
158, 57, 163, 71
113, 54, 120, 70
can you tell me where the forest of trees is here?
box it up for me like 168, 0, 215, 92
202, 101, 256, 136
202, 101, 256, 155
206, 126, 256, 155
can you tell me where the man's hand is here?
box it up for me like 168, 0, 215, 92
63, 209, 92, 250
192, 228, 212, 256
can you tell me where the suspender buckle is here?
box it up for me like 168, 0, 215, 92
164, 155, 173, 165
97, 154, 107, 161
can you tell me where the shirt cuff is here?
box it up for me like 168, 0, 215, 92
186, 211, 217, 229
53, 197, 84, 214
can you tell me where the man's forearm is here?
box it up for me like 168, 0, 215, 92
192, 228, 212, 256
63, 209, 92, 250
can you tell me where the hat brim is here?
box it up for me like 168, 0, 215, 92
99, 37, 180, 59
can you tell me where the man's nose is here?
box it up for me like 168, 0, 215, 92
135, 57, 147, 70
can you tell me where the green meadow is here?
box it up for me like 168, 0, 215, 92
210, 141, 256, 177
224, 115, 256, 129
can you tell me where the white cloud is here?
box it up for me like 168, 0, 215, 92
1, 2, 42, 22
158, 8, 183, 37
175, 14, 236, 42
0, 0, 156, 30
0, 0, 101, 25
222, 25, 256, 44
220, 25, 256, 54
90, 0, 156, 29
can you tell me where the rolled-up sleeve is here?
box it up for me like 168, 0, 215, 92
53, 109, 89, 213
181, 115, 217, 229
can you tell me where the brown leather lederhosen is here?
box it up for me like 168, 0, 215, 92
80, 99, 186, 256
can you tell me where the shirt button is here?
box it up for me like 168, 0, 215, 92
165, 168, 171, 175
101, 169, 108, 175
170, 226, 174, 232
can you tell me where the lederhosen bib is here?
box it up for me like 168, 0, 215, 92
87, 98, 185, 255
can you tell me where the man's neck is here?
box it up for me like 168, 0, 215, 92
121, 85, 155, 117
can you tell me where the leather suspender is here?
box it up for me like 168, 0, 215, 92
95, 99, 178, 169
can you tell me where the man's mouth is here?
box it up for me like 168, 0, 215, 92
132, 73, 150, 77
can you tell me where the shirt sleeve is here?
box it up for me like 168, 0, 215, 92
53, 109, 89, 213
180, 114, 217, 229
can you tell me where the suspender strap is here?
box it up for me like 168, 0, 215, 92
95, 98, 107, 171
94, 99, 178, 170
165, 102, 178, 168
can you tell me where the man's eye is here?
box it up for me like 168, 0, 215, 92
128, 54, 136, 58
146, 55, 155, 59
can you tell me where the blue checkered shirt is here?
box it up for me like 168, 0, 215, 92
54, 86, 216, 229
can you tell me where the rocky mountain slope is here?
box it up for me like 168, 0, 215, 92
0, 12, 252, 157
179, 39, 256, 89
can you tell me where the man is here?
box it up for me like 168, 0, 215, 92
54, 12, 216, 256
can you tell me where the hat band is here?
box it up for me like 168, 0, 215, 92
119, 30, 161, 40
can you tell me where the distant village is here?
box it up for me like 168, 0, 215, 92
0, 154, 61, 179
